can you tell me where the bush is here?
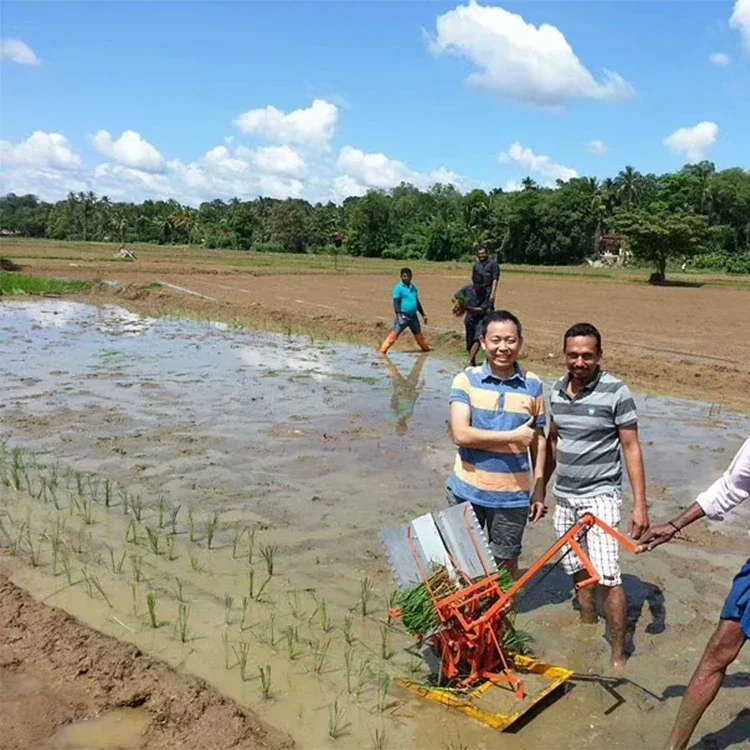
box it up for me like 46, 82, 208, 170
726, 254, 750, 275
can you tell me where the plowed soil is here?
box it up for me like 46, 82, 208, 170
8, 239, 749, 410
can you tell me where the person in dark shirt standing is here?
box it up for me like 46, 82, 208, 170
452, 270, 491, 366
472, 243, 500, 310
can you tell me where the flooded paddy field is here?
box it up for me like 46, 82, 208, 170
1, 299, 748, 750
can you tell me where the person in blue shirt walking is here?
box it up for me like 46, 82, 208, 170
380, 268, 430, 354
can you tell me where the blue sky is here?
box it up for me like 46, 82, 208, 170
1, 1, 748, 204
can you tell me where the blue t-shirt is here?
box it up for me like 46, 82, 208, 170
393, 281, 419, 315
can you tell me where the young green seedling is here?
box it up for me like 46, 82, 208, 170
377, 672, 391, 713
130, 554, 144, 582
125, 518, 139, 545
380, 625, 395, 661
131, 495, 143, 521
206, 512, 219, 550
188, 509, 199, 542
259, 665, 272, 700
342, 613, 355, 645
166, 534, 177, 561
233, 641, 251, 681
359, 577, 375, 617
328, 698, 347, 740
240, 596, 251, 631
259, 543, 277, 576
109, 546, 127, 574
169, 503, 181, 535
284, 625, 301, 660
189, 550, 205, 573
145, 526, 161, 556
247, 527, 256, 564
344, 647, 354, 694
157, 496, 166, 529
317, 597, 333, 633
232, 526, 246, 559
103, 479, 112, 508
224, 593, 234, 626
175, 577, 185, 602
146, 592, 159, 628
177, 603, 190, 643
222, 631, 231, 670
371, 727, 388, 750
312, 639, 330, 675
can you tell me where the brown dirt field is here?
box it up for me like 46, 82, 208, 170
0, 570, 292, 750
5, 239, 750, 410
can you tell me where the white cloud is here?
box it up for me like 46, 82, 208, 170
499, 142, 577, 183
0, 133, 86, 200
663, 121, 719, 162
1, 128, 470, 205
730, 0, 750, 52
336, 146, 417, 190
0, 131, 82, 169
334, 146, 472, 199
0, 38, 40, 65
234, 99, 338, 150
427, 2, 634, 106
585, 140, 608, 155
92, 130, 164, 172
503, 180, 522, 193
709, 52, 730, 68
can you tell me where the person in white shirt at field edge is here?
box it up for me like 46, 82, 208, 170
637, 436, 750, 750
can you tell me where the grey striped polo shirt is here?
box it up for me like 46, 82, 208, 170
550, 369, 638, 498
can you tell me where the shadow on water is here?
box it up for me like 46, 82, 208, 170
662, 672, 750, 699
515, 564, 666, 653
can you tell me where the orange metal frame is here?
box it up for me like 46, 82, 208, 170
393, 509, 637, 698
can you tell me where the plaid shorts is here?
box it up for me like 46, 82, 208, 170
553, 491, 623, 587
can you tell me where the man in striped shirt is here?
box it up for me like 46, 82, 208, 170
448, 310, 547, 578
544, 322, 649, 673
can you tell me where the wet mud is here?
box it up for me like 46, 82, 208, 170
1, 299, 748, 749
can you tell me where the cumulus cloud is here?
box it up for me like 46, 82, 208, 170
0, 38, 40, 65
92, 130, 165, 172
334, 146, 472, 199
427, 2, 634, 106
234, 99, 338, 150
585, 140, 608, 155
663, 122, 719, 162
0, 131, 82, 169
0, 132, 86, 200
1, 128, 470, 205
730, 0, 750, 52
499, 142, 577, 183
709, 52, 730, 68
92, 142, 308, 204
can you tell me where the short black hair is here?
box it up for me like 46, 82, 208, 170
564, 322, 602, 353
400, 267, 412, 276
481, 310, 522, 338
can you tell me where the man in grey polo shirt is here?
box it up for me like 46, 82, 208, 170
544, 322, 650, 674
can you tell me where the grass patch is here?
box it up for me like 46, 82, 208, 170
0, 271, 90, 296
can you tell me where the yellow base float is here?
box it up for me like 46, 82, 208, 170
397, 655, 574, 731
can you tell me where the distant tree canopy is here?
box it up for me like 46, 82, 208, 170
2, 162, 749, 277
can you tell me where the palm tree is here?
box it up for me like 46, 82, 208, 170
521, 177, 538, 191
615, 166, 642, 208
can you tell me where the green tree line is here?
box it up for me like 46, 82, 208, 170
1, 162, 748, 276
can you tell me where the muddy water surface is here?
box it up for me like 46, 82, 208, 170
1, 300, 748, 750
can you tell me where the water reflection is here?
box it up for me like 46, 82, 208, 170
382, 353, 429, 435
